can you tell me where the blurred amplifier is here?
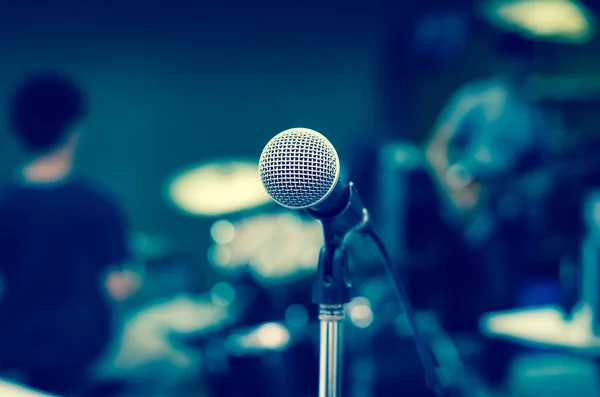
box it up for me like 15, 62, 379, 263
377, 142, 423, 263
581, 188, 600, 333
376, 141, 449, 268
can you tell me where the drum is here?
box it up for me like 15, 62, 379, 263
207, 211, 323, 283
200, 320, 318, 397
205, 211, 323, 325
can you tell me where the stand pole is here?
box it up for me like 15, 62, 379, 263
309, 183, 367, 397
318, 304, 344, 397
312, 244, 352, 397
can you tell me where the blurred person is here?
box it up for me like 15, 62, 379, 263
424, 32, 556, 386
425, 32, 549, 213
0, 72, 135, 396
424, 31, 554, 305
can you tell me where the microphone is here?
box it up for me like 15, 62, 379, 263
259, 127, 369, 241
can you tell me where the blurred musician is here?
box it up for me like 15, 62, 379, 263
424, 33, 557, 387
424, 32, 554, 310
0, 72, 133, 395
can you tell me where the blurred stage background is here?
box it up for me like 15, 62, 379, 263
2, 0, 600, 396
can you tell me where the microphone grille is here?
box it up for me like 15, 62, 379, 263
259, 128, 340, 209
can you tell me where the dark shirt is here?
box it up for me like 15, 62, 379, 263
0, 177, 129, 372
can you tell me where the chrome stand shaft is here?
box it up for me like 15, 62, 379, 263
319, 304, 344, 397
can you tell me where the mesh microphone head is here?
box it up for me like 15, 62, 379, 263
259, 128, 340, 209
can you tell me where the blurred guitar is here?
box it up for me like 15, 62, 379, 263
436, 150, 600, 246
431, 159, 552, 247
426, 161, 488, 233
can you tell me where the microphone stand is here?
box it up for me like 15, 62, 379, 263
309, 183, 366, 397
310, 183, 459, 397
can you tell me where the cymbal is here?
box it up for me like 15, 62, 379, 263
166, 159, 272, 217
0, 380, 57, 397
482, 0, 593, 43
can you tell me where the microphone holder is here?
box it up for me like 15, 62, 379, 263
308, 182, 456, 397
309, 183, 367, 397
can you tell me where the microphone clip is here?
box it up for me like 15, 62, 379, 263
310, 182, 368, 305
312, 245, 352, 305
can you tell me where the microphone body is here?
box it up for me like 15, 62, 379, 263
259, 128, 368, 244
308, 181, 366, 244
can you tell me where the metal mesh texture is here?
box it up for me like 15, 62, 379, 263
259, 128, 339, 209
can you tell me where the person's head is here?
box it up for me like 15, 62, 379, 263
8, 71, 87, 158
493, 32, 537, 83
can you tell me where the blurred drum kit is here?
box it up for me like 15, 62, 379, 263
4, 156, 473, 397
